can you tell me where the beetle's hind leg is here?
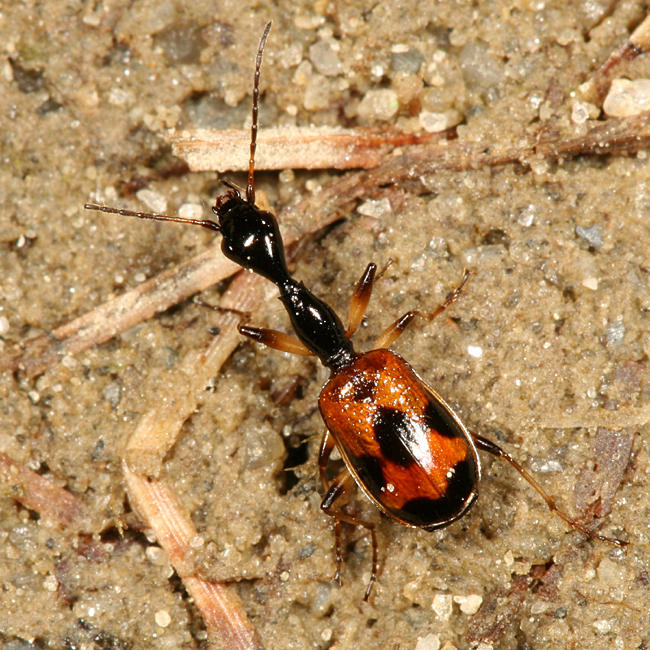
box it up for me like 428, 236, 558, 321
472, 433, 627, 548
318, 430, 378, 601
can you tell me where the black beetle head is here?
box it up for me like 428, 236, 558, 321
212, 191, 289, 284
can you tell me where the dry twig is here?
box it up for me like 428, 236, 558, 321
123, 464, 263, 650
585, 13, 650, 102
168, 126, 443, 171
0, 451, 88, 527
0, 245, 237, 379
123, 270, 264, 477
120, 270, 266, 647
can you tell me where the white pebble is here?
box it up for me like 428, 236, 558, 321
145, 545, 166, 564
603, 78, 650, 117
108, 87, 134, 107
431, 593, 453, 620
155, 609, 171, 628
357, 197, 392, 218
582, 277, 598, 290
178, 203, 203, 220
467, 344, 483, 358
136, 188, 167, 214
571, 101, 590, 124
309, 40, 342, 76
43, 574, 58, 592
454, 593, 483, 615
593, 619, 612, 634
357, 89, 399, 121
189, 534, 204, 548
415, 633, 441, 650
419, 111, 449, 133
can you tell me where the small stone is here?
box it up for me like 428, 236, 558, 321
294, 13, 325, 30
155, 609, 171, 628
82, 13, 101, 27
303, 74, 331, 111
357, 197, 392, 218
43, 574, 58, 592
593, 619, 612, 634
597, 557, 623, 585
357, 89, 399, 121
189, 535, 204, 548
293, 60, 313, 86
575, 224, 603, 249
415, 633, 441, 650
419, 111, 449, 132
454, 593, 482, 615
517, 204, 535, 227
571, 101, 590, 124
145, 546, 166, 565
605, 320, 625, 347
432, 593, 453, 620
603, 78, 650, 117
391, 48, 424, 73
102, 381, 121, 407
178, 203, 203, 220
459, 41, 502, 88
108, 87, 134, 107
556, 28, 579, 46
309, 40, 342, 76
136, 188, 167, 214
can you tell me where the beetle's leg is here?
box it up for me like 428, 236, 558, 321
193, 297, 251, 321
346, 263, 377, 337
317, 431, 343, 583
373, 269, 469, 349
196, 295, 312, 354
472, 433, 627, 548
346, 260, 394, 337
238, 325, 313, 355
319, 457, 379, 601
318, 429, 336, 490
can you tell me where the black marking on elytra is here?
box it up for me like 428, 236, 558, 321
401, 459, 478, 529
372, 407, 416, 467
351, 375, 377, 402
423, 398, 461, 439
354, 454, 386, 493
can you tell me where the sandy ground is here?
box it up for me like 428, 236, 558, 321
0, 1, 648, 648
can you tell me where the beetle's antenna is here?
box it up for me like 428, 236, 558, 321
246, 21, 272, 205
84, 204, 220, 232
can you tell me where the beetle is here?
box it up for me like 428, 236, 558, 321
86, 21, 626, 600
